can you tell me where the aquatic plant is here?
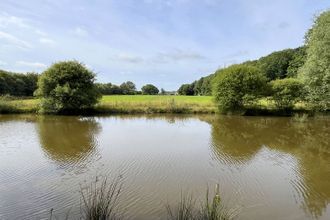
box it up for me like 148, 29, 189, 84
167, 184, 239, 220
80, 176, 123, 220
167, 193, 196, 220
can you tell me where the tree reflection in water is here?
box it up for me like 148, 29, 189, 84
37, 116, 101, 167
204, 115, 330, 219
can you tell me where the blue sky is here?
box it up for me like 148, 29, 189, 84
0, 0, 329, 90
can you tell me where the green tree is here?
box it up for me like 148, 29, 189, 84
0, 70, 39, 96
287, 46, 307, 78
213, 64, 267, 113
258, 49, 296, 80
270, 78, 306, 110
120, 81, 136, 95
177, 84, 194, 95
36, 61, 100, 113
160, 88, 166, 95
141, 84, 159, 95
300, 10, 330, 111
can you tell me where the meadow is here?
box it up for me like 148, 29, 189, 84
0, 95, 216, 114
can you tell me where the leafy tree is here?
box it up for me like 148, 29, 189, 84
96, 83, 124, 95
36, 61, 100, 113
300, 10, 330, 111
213, 64, 267, 112
141, 84, 159, 95
0, 70, 39, 96
258, 49, 296, 80
287, 46, 307, 78
160, 88, 166, 95
177, 84, 194, 95
270, 78, 306, 110
120, 81, 136, 95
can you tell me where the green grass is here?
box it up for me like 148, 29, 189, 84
97, 95, 216, 114
0, 95, 215, 114
0, 95, 317, 115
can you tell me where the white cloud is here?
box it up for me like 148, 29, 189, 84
153, 49, 205, 63
39, 37, 56, 46
0, 12, 30, 28
16, 61, 47, 68
71, 27, 89, 37
111, 53, 144, 63
0, 31, 32, 50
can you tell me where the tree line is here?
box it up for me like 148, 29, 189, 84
0, 70, 39, 96
0, 71, 163, 97
96, 82, 162, 95
178, 46, 306, 96
178, 10, 330, 112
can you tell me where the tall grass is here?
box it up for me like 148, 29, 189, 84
80, 176, 123, 220
167, 193, 196, 220
167, 184, 239, 220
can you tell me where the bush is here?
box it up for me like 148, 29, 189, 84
141, 84, 159, 95
36, 61, 100, 114
270, 78, 305, 110
213, 64, 267, 113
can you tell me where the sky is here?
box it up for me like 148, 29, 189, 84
0, 0, 329, 90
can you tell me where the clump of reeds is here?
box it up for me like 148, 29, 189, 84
197, 184, 237, 220
167, 184, 239, 220
80, 176, 123, 220
167, 193, 196, 220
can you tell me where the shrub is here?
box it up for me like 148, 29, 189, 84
270, 78, 305, 110
36, 61, 100, 114
213, 64, 267, 113
80, 177, 123, 220
141, 84, 159, 95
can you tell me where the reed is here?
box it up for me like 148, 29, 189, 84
167, 184, 239, 220
80, 176, 123, 220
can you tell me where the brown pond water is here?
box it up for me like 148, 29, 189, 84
0, 114, 329, 220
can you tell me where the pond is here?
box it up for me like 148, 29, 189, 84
0, 114, 329, 219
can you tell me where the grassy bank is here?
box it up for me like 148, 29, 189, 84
97, 95, 216, 114
1, 95, 216, 114
0, 95, 324, 116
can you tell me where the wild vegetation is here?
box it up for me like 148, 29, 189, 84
35, 61, 101, 114
213, 65, 267, 113
49, 177, 236, 220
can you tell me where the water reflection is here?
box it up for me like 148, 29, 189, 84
36, 116, 100, 166
206, 116, 330, 218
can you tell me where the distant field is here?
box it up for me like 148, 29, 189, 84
98, 95, 216, 114
1, 95, 216, 114
0, 95, 311, 115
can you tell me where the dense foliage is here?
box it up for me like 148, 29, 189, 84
270, 78, 306, 110
177, 75, 214, 96
141, 84, 159, 95
178, 47, 306, 96
120, 81, 136, 95
258, 48, 304, 80
0, 70, 38, 96
300, 10, 330, 111
96, 83, 123, 95
177, 84, 195, 95
36, 61, 100, 113
213, 64, 267, 113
